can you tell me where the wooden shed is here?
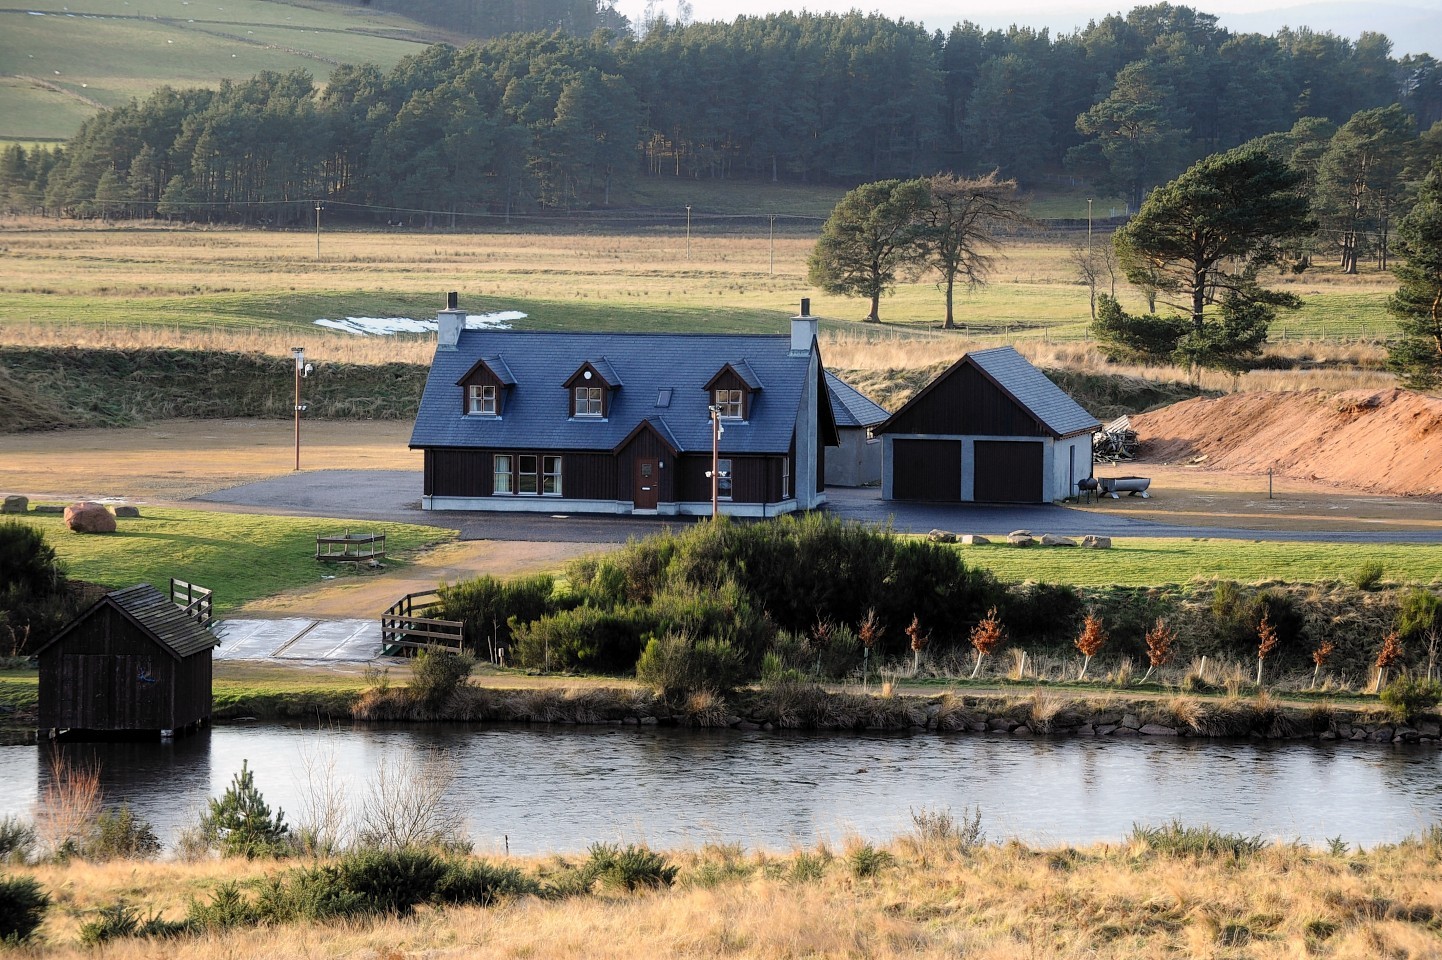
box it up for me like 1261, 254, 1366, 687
35, 584, 219, 739
875, 346, 1100, 503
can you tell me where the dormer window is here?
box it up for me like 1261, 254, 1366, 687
469, 384, 497, 415
574, 386, 603, 417
714, 389, 743, 419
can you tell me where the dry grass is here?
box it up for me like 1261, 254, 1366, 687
11, 831, 1442, 958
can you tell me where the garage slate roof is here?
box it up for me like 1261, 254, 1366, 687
825, 372, 889, 428
967, 346, 1099, 438
410, 330, 819, 454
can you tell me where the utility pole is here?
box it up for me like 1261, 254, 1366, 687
1086, 197, 1093, 262
769, 214, 776, 276
314, 200, 324, 261
685, 204, 692, 261
708, 404, 720, 519
292, 346, 305, 470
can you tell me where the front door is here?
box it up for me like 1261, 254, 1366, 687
634, 459, 660, 510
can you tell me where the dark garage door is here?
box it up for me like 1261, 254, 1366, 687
973, 440, 1043, 502
892, 439, 960, 501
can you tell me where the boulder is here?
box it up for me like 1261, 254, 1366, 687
960, 534, 990, 546
1, 495, 27, 514
113, 505, 141, 518
1007, 534, 1036, 547
1040, 534, 1076, 547
1009, 529, 1032, 538
1080, 536, 1113, 549
1139, 723, 1179, 736
927, 529, 957, 543
64, 502, 116, 534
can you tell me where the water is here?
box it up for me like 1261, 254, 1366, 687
2, 724, 1438, 854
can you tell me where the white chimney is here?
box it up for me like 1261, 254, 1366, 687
790, 298, 817, 355
437, 290, 464, 351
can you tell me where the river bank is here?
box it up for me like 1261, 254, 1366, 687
6, 823, 1440, 959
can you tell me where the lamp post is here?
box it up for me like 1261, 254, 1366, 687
685, 204, 692, 261
292, 346, 305, 471
1086, 197, 1093, 261
709, 404, 720, 518
768, 214, 776, 275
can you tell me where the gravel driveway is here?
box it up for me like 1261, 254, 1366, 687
193, 470, 1442, 544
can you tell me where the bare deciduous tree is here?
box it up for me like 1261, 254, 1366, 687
915, 172, 1029, 329
357, 750, 467, 852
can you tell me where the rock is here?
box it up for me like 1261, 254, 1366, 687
32, 504, 63, 514
1080, 536, 1113, 549
639, 716, 659, 726
761, 722, 775, 731
1, 495, 27, 514
1012, 725, 1033, 737
1007, 534, 1036, 547
1418, 720, 1440, 737
966, 720, 988, 733
1009, 529, 1032, 538
1075, 724, 1096, 736
927, 529, 957, 543
113, 505, 141, 518
1091, 712, 1122, 727
64, 502, 116, 534
735, 720, 759, 731
1369, 727, 1393, 742
1121, 713, 1140, 729
960, 534, 990, 546
1139, 723, 1178, 736
1318, 730, 1337, 740
1111, 726, 1139, 736
1095, 724, 1118, 736
987, 717, 1017, 732
1040, 534, 1076, 547
1349, 729, 1369, 740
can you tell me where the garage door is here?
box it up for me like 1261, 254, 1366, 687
891, 439, 961, 501
973, 440, 1043, 502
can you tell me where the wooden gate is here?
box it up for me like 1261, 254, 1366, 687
380, 590, 464, 656
170, 578, 213, 627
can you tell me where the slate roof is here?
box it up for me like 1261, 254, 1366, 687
410, 331, 819, 455
36, 583, 218, 659
966, 346, 1100, 438
825, 372, 889, 428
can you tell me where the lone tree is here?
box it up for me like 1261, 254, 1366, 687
1256, 607, 1279, 686
968, 607, 1004, 679
808, 178, 930, 323
1140, 617, 1176, 684
1102, 145, 1315, 372
1386, 160, 1442, 389
1074, 610, 1107, 681
914, 172, 1028, 328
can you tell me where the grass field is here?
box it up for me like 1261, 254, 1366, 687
5, 508, 452, 612
954, 537, 1442, 587
0, 0, 441, 141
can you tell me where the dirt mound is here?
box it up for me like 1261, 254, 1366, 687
1131, 388, 1442, 498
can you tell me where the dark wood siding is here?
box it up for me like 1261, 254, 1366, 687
883, 364, 1045, 438
678, 454, 777, 503
38, 608, 209, 733
892, 439, 961, 501
428, 448, 617, 501
974, 440, 1044, 502
705, 369, 753, 419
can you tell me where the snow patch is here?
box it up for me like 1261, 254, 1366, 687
313, 311, 524, 336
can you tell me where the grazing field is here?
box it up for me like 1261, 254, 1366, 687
0, 0, 441, 141
4, 508, 452, 613
0, 223, 1399, 356
955, 537, 1442, 588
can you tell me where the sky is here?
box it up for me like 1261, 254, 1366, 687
612, 0, 1442, 57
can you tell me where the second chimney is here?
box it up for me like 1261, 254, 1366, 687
790, 299, 817, 355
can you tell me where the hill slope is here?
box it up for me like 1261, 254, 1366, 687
1132, 388, 1442, 498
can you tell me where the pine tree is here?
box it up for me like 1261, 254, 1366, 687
1386, 160, 1442, 389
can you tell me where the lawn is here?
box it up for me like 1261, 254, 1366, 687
955, 537, 1442, 587
6, 508, 453, 613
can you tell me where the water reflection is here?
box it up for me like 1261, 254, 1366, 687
0, 725, 1436, 854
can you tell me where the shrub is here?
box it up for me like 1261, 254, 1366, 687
0, 817, 35, 865
252, 868, 366, 923
511, 604, 651, 674
434, 860, 540, 906
908, 806, 984, 855
1353, 561, 1385, 591
0, 874, 49, 943
1398, 588, 1442, 642
847, 843, 895, 878
186, 882, 262, 930
635, 632, 744, 699
409, 648, 475, 709
583, 843, 678, 891
83, 806, 161, 861
1380, 676, 1442, 723
75, 901, 181, 944
436, 574, 557, 658
0, 522, 71, 655
197, 760, 289, 859
1003, 582, 1081, 645
1129, 821, 1266, 860
334, 847, 449, 916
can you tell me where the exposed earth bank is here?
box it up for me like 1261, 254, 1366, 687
1133, 388, 1442, 498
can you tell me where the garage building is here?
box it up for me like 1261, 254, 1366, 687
875, 346, 1100, 503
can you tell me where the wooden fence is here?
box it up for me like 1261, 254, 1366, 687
169, 578, 213, 627
380, 589, 463, 655
316, 531, 386, 563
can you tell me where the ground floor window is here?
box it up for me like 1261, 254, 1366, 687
493, 454, 512, 493
543, 455, 563, 495
717, 458, 732, 500
782, 456, 790, 499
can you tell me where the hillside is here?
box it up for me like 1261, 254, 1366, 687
1132, 388, 1442, 498
0, 0, 450, 141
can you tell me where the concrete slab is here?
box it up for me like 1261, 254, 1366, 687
213, 618, 380, 662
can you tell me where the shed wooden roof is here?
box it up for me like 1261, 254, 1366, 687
35, 583, 219, 659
